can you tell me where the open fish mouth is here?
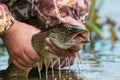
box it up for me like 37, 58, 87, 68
70, 30, 90, 43
64, 24, 90, 44
49, 24, 90, 50
64, 29, 90, 47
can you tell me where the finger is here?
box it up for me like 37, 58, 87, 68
69, 57, 75, 65
51, 58, 59, 68
70, 45, 83, 52
11, 58, 29, 70
45, 38, 59, 54
45, 46, 56, 54
32, 62, 39, 68
59, 57, 75, 67
71, 52, 77, 58
19, 52, 36, 65
51, 58, 67, 68
45, 38, 78, 57
10, 51, 35, 68
60, 58, 66, 68
25, 44, 40, 62
9, 53, 30, 67
45, 45, 74, 57
45, 38, 67, 57
12, 56, 33, 68
45, 45, 68, 57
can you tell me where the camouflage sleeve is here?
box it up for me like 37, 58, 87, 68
0, 4, 15, 35
0, 0, 33, 34
0, 0, 34, 22
0, 0, 43, 30
0, 0, 91, 31
32, 0, 91, 27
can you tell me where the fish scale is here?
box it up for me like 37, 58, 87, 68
2, 24, 89, 79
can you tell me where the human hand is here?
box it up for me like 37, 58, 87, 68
2, 20, 40, 70
45, 38, 82, 57
45, 38, 83, 68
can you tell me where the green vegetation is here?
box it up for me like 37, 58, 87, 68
85, 0, 118, 51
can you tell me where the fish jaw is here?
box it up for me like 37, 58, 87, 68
49, 27, 90, 50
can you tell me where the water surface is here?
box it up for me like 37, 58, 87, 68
0, 0, 120, 80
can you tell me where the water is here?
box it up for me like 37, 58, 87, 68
0, 54, 9, 70
1, 0, 120, 79
51, 59, 55, 80
38, 59, 43, 79
1, 44, 120, 80
58, 58, 62, 80
77, 51, 120, 80
1, 47, 120, 80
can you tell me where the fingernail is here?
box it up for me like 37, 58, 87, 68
45, 46, 49, 50
45, 38, 49, 41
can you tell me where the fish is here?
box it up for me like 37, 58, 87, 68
0, 0, 90, 79
32, 24, 89, 71
2, 24, 89, 78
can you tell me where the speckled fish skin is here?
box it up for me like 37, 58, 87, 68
0, 0, 90, 78
32, 24, 89, 58
1, 63, 29, 78
32, 24, 89, 71
2, 24, 89, 78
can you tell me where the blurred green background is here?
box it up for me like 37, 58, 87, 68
84, 0, 120, 52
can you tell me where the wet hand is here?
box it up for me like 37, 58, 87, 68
45, 38, 82, 57
2, 20, 40, 70
45, 38, 83, 68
